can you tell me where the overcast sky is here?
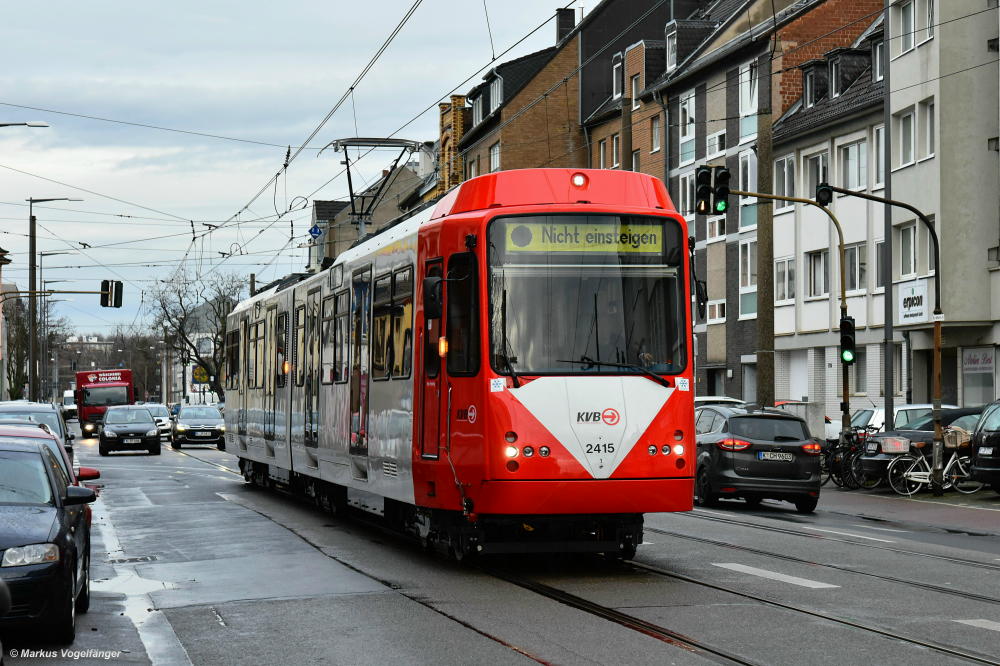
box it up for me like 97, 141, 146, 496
0, 1, 583, 334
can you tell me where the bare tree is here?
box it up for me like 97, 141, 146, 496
3, 298, 28, 400
148, 271, 246, 400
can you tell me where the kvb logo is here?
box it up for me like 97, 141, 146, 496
601, 408, 620, 426
577, 408, 621, 426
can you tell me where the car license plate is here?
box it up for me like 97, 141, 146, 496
866, 442, 878, 454
981, 447, 994, 456
195, 431, 211, 437
124, 438, 140, 444
758, 451, 794, 462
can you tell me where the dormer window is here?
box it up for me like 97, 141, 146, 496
612, 56, 623, 99
830, 59, 841, 98
472, 96, 483, 125
804, 70, 816, 107
874, 40, 884, 82
666, 31, 678, 71
489, 77, 502, 113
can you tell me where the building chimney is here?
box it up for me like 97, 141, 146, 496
556, 7, 575, 43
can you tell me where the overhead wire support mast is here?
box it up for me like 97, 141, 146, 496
325, 138, 422, 237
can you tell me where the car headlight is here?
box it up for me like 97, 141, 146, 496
2, 543, 59, 567
176, 424, 187, 431
220, 425, 226, 432
104, 430, 117, 438
146, 429, 159, 437
83, 423, 95, 431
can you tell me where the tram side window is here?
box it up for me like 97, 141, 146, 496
446, 252, 480, 376
225, 330, 239, 389
372, 274, 392, 380
276, 312, 288, 388
320, 296, 335, 384
392, 266, 413, 378
246, 321, 256, 388
334, 291, 349, 383
294, 305, 305, 387
255, 320, 265, 389
424, 263, 443, 379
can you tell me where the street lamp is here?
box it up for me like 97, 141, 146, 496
0, 122, 49, 128
0, 247, 11, 399
27, 198, 82, 401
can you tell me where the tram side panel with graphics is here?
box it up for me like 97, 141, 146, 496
226, 169, 693, 557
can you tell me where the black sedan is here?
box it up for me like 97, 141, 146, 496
172, 406, 225, 450
971, 400, 1000, 493
0, 435, 96, 643
694, 406, 822, 513
99, 406, 161, 456
859, 407, 983, 480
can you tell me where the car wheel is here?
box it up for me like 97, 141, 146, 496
98, 443, 109, 457
76, 551, 90, 614
51, 571, 77, 644
794, 496, 819, 514
149, 444, 161, 455
694, 467, 719, 507
217, 442, 225, 451
172, 441, 182, 450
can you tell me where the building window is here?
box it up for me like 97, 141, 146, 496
775, 257, 795, 303
679, 171, 695, 217
739, 239, 757, 317
774, 155, 795, 207
900, 0, 915, 53
489, 142, 500, 172
612, 134, 620, 167
472, 96, 483, 125
875, 240, 886, 289
650, 115, 661, 152
925, 0, 934, 40
706, 130, 726, 158
806, 151, 829, 196
873, 125, 885, 187
739, 151, 757, 228
874, 41, 884, 81
679, 91, 696, 164
612, 58, 623, 98
707, 299, 726, 324
807, 250, 829, 298
598, 139, 607, 168
666, 31, 678, 71
840, 140, 868, 190
845, 243, 867, 293
900, 223, 916, 277
830, 60, 841, 98
468, 158, 478, 179
489, 77, 502, 113
804, 70, 816, 107
631, 74, 641, 110
920, 99, 935, 157
739, 61, 758, 140
631, 150, 640, 172
898, 111, 914, 166
852, 349, 868, 394
707, 216, 725, 241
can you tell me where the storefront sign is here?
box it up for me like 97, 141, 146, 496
898, 279, 928, 324
962, 348, 995, 375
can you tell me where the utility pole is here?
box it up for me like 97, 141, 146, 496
882, 0, 895, 442
755, 102, 775, 409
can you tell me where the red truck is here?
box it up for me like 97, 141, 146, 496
75, 369, 135, 436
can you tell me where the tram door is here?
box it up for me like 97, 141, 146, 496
349, 267, 372, 479
263, 306, 276, 440
420, 261, 443, 458
304, 288, 321, 452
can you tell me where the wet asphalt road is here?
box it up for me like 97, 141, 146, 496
5, 420, 1000, 665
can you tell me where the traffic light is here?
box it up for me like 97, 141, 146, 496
713, 166, 731, 213
694, 166, 713, 215
816, 182, 833, 207
839, 315, 856, 365
100, 280, 124, 308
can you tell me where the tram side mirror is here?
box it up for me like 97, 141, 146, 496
423, 276, 443, 319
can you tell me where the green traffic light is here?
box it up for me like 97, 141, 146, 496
715, 200, 728, 213
841, 349, 855, 364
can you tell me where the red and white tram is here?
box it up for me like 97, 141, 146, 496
224, 168, 694, 558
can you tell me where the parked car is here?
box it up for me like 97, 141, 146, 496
971, 400, 1000, 494
98, 406, 161, 456
850, 403, 959, 433
0, 401, 75, 464
694, 396, 746, 408
859, 407, 985, 480
172, 406, 225, 450
61, 390, 77, 420
0, 421, 100, 491
771, 400, 840, 442
0, 433, 96, 643
694, 405, 823, 513
140, 403, 173, 443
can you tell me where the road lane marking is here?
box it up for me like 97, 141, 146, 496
850, 524, 908, 533
712, 563, 839, 589
956, 619, 1000, 632
802, 526, 895, 543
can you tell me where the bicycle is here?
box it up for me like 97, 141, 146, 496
885, 430, 984, 496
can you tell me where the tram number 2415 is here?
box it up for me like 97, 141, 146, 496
585, 442, 616, 454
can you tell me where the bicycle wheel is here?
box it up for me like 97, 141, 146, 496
946, 455, 985, 495
849, 449, 881, 489
839, 448, 861, 490
887, 454, 924, 496
819, 450, 832, 487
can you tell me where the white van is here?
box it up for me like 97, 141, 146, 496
62, 389, 78, 419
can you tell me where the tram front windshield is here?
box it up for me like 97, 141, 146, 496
488, 214, 686, 376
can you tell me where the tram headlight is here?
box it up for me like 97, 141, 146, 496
661, 444, 671, 455
570, 172, 588, 188
504, 446, 518, 458
672, 444, 685, 456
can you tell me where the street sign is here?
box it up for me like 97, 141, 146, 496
192, 365, 209, 384
309, 225, 323, 240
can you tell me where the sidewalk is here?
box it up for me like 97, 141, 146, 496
820, 486, 1000, 536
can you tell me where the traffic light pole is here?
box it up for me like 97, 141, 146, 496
815, 184, 945, 494
730, 189, 851, 433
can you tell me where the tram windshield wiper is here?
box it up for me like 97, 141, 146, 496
500, 289, 521, 388
558, 355, 672, 389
